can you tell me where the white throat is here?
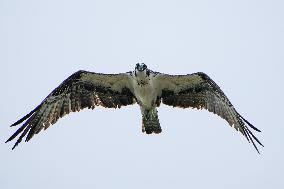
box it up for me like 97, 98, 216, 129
135, 70, 147, 79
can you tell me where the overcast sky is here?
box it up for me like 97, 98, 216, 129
0, 0, 283, 188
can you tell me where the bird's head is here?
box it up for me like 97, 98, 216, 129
135, 63, 147, 72
134, 63, 150, 81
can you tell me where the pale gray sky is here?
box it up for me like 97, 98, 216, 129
0, 0, 283, 188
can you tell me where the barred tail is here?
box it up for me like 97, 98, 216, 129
141, 108, 162, 134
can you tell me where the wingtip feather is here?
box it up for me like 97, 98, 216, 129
242, 124, 263, 154
238, 114, 261, 132
10, 105, 40, 127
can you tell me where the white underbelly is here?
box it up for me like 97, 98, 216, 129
134, 85, 156, 108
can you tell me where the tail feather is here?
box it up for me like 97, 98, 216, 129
141, 108, 162, 134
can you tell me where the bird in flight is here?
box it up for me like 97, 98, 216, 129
6, 63, 263, 152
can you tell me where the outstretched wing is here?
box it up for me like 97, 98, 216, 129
155, 72, 263, 153
6, 70, 136, 149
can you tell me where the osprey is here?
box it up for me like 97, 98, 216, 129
6, 63, 263, 153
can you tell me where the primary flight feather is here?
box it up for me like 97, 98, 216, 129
6, 63, 263, 152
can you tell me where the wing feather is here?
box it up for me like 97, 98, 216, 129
6, 70, 135, 149
155, 72, 263, 153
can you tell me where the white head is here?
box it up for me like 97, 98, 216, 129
134, 63, 149, 82
135, 63, 147, 72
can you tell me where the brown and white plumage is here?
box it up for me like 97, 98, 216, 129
154, 72, 263, 153
6, 70, 135, 149
6, 64, 263, 153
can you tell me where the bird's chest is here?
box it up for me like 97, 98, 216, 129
133, 81, 156, 108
